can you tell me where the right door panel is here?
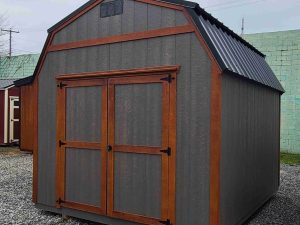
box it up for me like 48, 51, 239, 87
107, 75, 174, 225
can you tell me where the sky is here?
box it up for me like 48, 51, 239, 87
0, 0, 299, 56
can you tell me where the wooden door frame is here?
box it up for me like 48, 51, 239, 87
55, 78, 108, 215
106, 73, 177, 225
9, 96, 20, 143
55, 65, 178, 225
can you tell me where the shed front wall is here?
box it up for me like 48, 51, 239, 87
52, 0, 188, 45
220, 74, 280, 225
37, 2, 212, 224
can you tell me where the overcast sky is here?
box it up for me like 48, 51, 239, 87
0, 0, 299, 56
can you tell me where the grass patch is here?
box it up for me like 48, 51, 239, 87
281, 152, 300, 165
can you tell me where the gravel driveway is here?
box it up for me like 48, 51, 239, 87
0, 148, 299, 225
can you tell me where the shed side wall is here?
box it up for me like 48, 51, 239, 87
20, 85, 35, 152
220, 73, 280, 225
38, 32, 211, 225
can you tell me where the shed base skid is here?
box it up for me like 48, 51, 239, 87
36, 204, 144, 225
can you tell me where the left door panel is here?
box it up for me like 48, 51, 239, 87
56, 79, 107, 215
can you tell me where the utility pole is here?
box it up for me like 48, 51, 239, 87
241, 18, 244, 36
1, 28, 20, 57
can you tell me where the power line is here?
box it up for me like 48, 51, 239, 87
1, 28, 20, 57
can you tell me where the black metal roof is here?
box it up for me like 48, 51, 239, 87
24, 0, 284, 93
14, 76, 34, 87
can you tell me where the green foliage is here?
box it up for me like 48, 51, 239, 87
280, 152, 300, 165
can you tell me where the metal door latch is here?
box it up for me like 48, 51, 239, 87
107, 145, 112, 152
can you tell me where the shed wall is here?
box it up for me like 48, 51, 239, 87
38, 32, 212, 225
220, 74, 280, 225
20, 85, 35, 152
52, 0, 188, 45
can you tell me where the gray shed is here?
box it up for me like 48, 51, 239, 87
21, 0, 284, 224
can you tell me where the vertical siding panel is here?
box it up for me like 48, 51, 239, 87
147, 38, 161, 67
76, 12, 88, 41
188, 34, 211, 225
122, 0, 135, 34
97, 45, 110, 71
133, 1, 148, 32
133, 40, 147, 68
161, 8, 176, 27
38, 54, 57, 206
109, 14, 122, 36
175, 11, 188, 26
87, 7, 99, 39
99, 17, 110, 38
161, 36, 175, 65
121, 42, 134, 69
109, 43, 122, 70
147, 4, 162, 30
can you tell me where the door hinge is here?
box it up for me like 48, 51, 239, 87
160, 147, 171, 156
107, 145, 112, 152
59, 140, 66, 147
57, 82, 67, 89
56, 198, 64, 204
160, 75, 175, 83
159, 219, 172, 225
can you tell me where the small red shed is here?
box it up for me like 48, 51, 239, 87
0, 79, 20, 145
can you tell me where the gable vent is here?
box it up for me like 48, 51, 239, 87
100, 0, 123, 18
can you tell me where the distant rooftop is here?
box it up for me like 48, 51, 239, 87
0, 54, 40, 79
0, 79, 16, 89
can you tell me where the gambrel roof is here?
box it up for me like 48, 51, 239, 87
22, 0, 284, 93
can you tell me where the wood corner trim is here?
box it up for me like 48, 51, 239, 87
48, 25, 195, 52
56, 65, 180, 80
209, 62, 222, 225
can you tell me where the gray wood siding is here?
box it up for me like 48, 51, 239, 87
114, 152, 162, 218
38, 32, 211, 225
220, 74, 280, 225
65, 148, 102, 206
66, 86, 102, 142
52, 0, 188, 45
115, 83, 162, 146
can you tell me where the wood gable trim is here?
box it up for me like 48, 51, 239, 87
48, 25, 195, 52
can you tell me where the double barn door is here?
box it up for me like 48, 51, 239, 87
56, 73, 176, 225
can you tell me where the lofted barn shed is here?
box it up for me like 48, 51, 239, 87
18, 0, 284, 225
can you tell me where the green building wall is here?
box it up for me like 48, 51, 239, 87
244, 29, 300, 154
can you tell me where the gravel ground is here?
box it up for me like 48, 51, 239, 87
0, 147, 299, 225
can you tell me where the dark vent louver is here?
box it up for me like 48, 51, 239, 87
100, 0, 123, 18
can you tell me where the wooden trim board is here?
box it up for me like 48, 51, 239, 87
209, 63, 222, 225
48, 25, 194, 52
